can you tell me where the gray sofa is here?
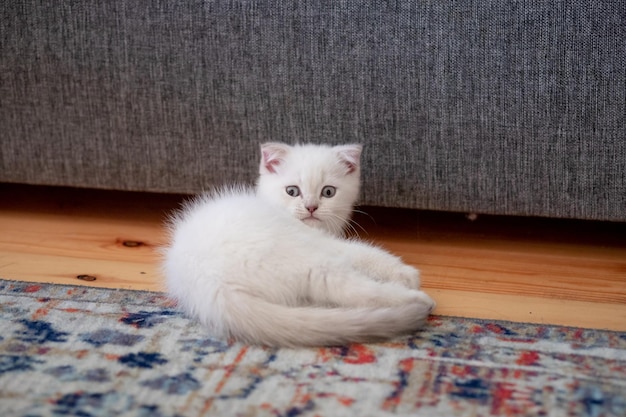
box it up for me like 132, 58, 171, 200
2, 1, 624, 221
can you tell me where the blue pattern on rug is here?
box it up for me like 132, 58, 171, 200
16, 319, 69, 344
119, 352, 169, 369
0, 279, 624, 416
80, 329, 144, 347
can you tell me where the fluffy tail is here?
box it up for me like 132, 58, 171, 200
216, 290, 433, 347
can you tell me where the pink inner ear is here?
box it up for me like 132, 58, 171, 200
260, 143, 290, 174
336, 145, 362, 174
262, 151, 281, 174
345, 162, 357, 174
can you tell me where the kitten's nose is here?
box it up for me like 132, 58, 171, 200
306, 205, 318, 214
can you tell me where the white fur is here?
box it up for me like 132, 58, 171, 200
257, 142, 362, 237
163, 143, 435, 347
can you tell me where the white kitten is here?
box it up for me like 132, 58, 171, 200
163, 143, 435, 347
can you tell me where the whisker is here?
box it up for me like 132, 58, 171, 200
324, 211, 364, 238
352, 207, 376, 224
303, 202, 373, 239
315, 208, 347, 237
325, 213, 346, 237
348, 218, 368, 237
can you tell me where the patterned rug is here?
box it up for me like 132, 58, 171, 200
0, 279, 624, 417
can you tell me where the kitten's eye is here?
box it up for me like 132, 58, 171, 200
321, 186, 336, 198
286, 186, 300, 197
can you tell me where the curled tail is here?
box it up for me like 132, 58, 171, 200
215, 290, 433, 347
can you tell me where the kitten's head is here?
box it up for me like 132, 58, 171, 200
256, 142, 362, 237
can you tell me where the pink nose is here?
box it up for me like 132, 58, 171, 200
306, 205, 318, 214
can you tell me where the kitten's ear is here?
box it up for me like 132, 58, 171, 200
335, 144, 362, 174
260, 142, 291, 174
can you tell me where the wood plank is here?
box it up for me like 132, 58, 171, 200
0, 184, 168, 291
354, 206, 626, 305
429, 289, 625, 331
0, 252, 163, 292
1, 183, 625, 331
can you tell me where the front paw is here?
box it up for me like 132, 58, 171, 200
394, 264, 421, 290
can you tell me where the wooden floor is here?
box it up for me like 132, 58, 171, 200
1, 183, 625, 331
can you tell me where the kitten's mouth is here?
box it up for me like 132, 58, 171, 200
301, 215, 320, 223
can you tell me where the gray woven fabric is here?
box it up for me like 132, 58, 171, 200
1, 1, 624, 220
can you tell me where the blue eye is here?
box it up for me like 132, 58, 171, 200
321, 186, 336, 198
286, 186, 300, 197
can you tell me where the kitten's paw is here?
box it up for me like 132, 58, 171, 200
393, 264, 421, 290
414, 290, 436, 313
